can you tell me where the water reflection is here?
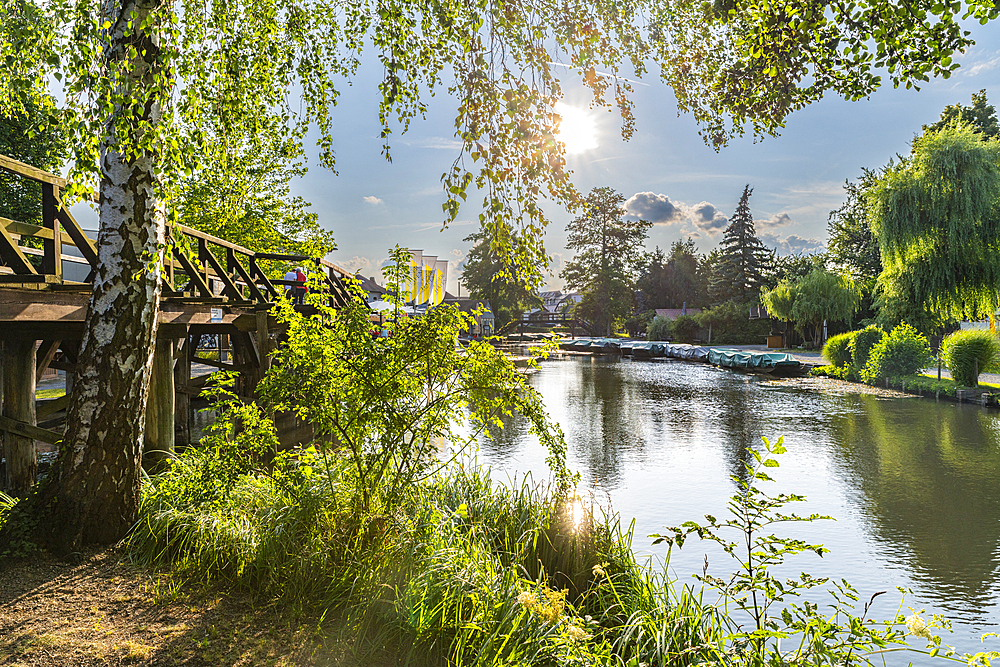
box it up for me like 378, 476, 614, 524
829, 395, 1000, 616
479, 355, 1000, 651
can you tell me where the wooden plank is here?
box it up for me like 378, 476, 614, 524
228, 248, 265, 303
0, 217, 38, 274
3, 218, 74, 245
0, 154, 67, 187
41, 183, 61, 278
0, 322, 84, 340
3, 340, 38, 494
0, 415, 62, 446
249, 257, 279, 298
57, 207, 99, 267
36, 393, 70, 419
170, 222, 257, 256
35, 339, 61, 383
200, 244, 242, 300
190, 356, 237, 371
254, 252, 309, 261
144, 338, 174, 468
171, 244, 213, 297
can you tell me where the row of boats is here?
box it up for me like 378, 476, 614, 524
558, 338, 805, 376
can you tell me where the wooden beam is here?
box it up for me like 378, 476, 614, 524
228, 249, 265, 304
41, 183, 61, 278
200, 244, 242, 300
144, 338, 174, 469
0, 415, 61, 446
3, 340, 38, 494
35, 340, 61, 383
57, 207, 99, 268
171, 244, 213, 297
0, 217, 38, 275
190, 356, 237, 371
36, 393, 69, 419
0, 153, 68, 188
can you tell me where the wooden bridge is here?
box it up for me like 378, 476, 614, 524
0, 153, 350, 493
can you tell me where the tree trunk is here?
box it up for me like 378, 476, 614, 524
0, 0, 168, 555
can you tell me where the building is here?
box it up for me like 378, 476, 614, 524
443, 294, 495, 337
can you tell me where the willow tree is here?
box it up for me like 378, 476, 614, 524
868, 124, 1000, 325
0, 0, 995, 553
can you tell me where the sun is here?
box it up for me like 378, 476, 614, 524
554, 102, 598, 154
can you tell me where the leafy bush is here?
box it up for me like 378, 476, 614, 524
941, 329, 1000, 387
822, 331, 856, 367
647, 315, 671, 341
696, 301, 771, 345
670, 314, 700, 343
862, 323, 934, 381
850, 324, 884, 370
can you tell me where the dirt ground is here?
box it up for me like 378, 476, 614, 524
0, 549, 369, 667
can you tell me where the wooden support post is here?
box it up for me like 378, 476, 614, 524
41, 182, 62, 279
144, 338, 175, 470
256, 309, 270, 374
2, 339, 37, 495
35, 340, 61, 383
174, 334, 191, 449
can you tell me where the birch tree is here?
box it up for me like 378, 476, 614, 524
0, 0, 995, 552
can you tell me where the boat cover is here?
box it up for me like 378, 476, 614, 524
707, 348, 800, 371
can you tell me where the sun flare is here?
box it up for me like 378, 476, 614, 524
554, 102, 598, 154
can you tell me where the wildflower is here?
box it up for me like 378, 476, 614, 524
565, 624, 589, 641
906, 613, 933, 640
516, 591, 538, 609
592, 562, 608, 578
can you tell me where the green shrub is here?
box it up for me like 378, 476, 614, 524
850, 324, 884, 369
647, 315, 671, 341
670, 314, 700, 343
822, 331, 855, 367
940, 329, 1000, 387
862, 323, 934, 381
696, 301, 772, 345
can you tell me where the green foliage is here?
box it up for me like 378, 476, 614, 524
697, 300, 771, 345
462, 228, 545, 332
863, 323, 934, 381
851, 325, 885, 370
711, 185, 770, 303
760, 280, 797, 322
561, 187, 651, 336
923, 90, 1000, 139
636, 239, 703, 309
671, 314, 701, 344
827, 172, 883, 281
652, 437, 907, 664
171, 116, 335, 264
258, 248, 572, 514
869, 124, 1000, 321
790, 269, 862, 346
0, 89, 68, 226
647, 315, 671, 341
823, 331, 856, 368
940, 329, 1000, 387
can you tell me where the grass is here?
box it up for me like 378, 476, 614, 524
810, 364, 1000, 396
126, 442, 729, 666
36, 386, 66, 399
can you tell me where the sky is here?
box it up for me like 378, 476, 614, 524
68, 21, 1000, 294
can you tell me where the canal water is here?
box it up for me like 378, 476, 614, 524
477, 353, 1000, 661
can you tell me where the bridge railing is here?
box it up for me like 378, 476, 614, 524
0, 153, 348, 308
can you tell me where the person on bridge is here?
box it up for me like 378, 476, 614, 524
294, 267, 308, 305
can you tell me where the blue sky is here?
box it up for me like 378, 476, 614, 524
65, 23, 1000, 293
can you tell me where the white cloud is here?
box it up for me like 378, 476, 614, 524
758, 212, 793, 230
363, 196, 383, 205
965, 51, 1000, 77
341, 255, 375, 274
403, 136, 464, 150
625, 191, 728, 236
760, 232, 826, 256
625, 191, 685, 224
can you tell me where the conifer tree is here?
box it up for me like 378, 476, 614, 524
711, 185, 770, 303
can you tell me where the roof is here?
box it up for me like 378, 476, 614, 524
443, 297, 493, 317
654, 307, 702, 320
354, 274, 386, 295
